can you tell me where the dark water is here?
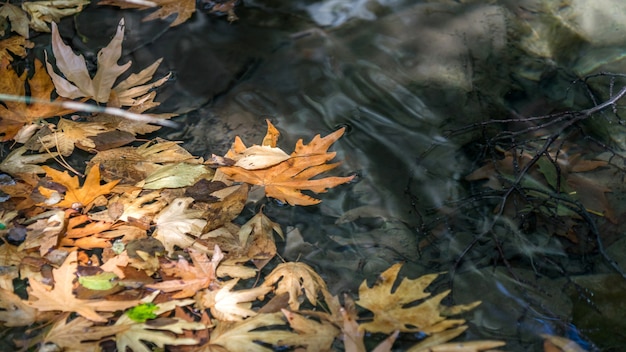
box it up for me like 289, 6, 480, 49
71, 0, 626, 350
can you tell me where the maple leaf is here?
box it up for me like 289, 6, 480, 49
39, 313, 126, 351
355, 263, 481, 334
0, 58, 77, 141
219, 120, 355, 206
238, 208, 283, 269
46, 19, 168, 106
22, 0, 90, 33
262, 262, 328, 311
99, 0, 196, 27
152, 197, 208, 255
113, 293, 206, 352
281, 309, 339, 352
0, 3, 29, 38
61, 214, 113, 249
41, 163, 120, 209
147, 246, 223, 298
37, 118, 110, 156
200, 278, 272, 321
0, 36, 34, 61
18, 209, 65, 256
202, 312, 298, 352
26, 251, 140, 322
0, 145, 57, 176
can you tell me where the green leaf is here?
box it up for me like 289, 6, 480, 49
126, 303, 159, 322
78, 272, 118, 291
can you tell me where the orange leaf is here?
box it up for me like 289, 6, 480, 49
41, 164, 120, 209
0, 59, 77, 141
219, 121, 354, 206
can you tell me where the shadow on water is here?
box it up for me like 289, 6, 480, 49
67, 0, 626, 350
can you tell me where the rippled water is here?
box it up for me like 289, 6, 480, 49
72, 0, 626, 350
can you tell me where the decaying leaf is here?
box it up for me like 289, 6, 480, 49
219, 120, 354, 206
27, 251, 140, 322
0, 145, 57, 176
46, 19, 168, 106
262, 262, 328, 310
0, 36, 34, 61
356, 263, 481, 335
238, 208, 283, 269
0, 3, 29, 38
0, 58, 77, 141
22, 0, 90, 32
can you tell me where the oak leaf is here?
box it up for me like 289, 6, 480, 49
199, 278, 271, 321
41, 163, 120, 209
219, 120, 354, 206
0, 58, 77, 141
262, 262, 327, 310
355, 263, 481, 334
46, 19, 168, 106
26, 251, 140, 322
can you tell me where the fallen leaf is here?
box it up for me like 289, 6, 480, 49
26, 251, 140, 322
46, 19, 168, 106
281, 308, 339, 352
0, 145, 57, 176
202, 312, 298, 352
219, 120, 354, 206
238, 208, 283, 269
199, 278, 271, 321
99, 0, 195, 27
0, 35, 34, 61
41, 163, 120, 209
152, 197, 208, 255
40, 313, 126, 351
37, 118, 110, 156
0, 58, 77, 141
0, 288, 39, 326
22, 0, 90, 33
356, 263, 481, 334
147, 246, 223, 298
0, 3, 29, 38
262, 262, 327, 310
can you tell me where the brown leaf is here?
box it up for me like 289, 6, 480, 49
26, 251, 139, 322
262, 262, 327, 311
199, 279, 271, 321
0, 35, 34, 61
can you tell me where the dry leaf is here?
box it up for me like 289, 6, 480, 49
152, 197, 208, 255
0, 3, 29, 38
219, 120, 354, 206
203, 312, 298, 352
0, 58, 77, 141
37, 118, 110, 156
22, 0, 90, 33
281, 308, 339, 352
0, 36, 34, 61
39, 313, 126, 351
41, 163, 120, 209
26, 251, 139, 322
238, 208, 283, 269
262, 262, 328, 311
356, 263, 481, 334
46, 19, 168, 106
147, 246, 223, 298
0, 145, 57, 176
200, 278, 271, 321
99, 0, 196, 27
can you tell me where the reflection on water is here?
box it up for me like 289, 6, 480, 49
123, 0, 626, 350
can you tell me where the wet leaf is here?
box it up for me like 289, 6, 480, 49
41, 163, 120, 209
219, 120, 354, 206
26, 251, 140, 322
356, 263, 481, 334
262, 262, 328, 310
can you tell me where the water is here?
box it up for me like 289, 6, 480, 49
53, 0, 626, 350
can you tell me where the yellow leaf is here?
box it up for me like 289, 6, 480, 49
262, 262, 327, 310
41, 163, 120, 209
37, 118, 110, 156
22, 0, 90, 33
219, 120, 354, 206
355, 264, 481, 334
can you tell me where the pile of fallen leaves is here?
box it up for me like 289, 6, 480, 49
0, 2, 587, 351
